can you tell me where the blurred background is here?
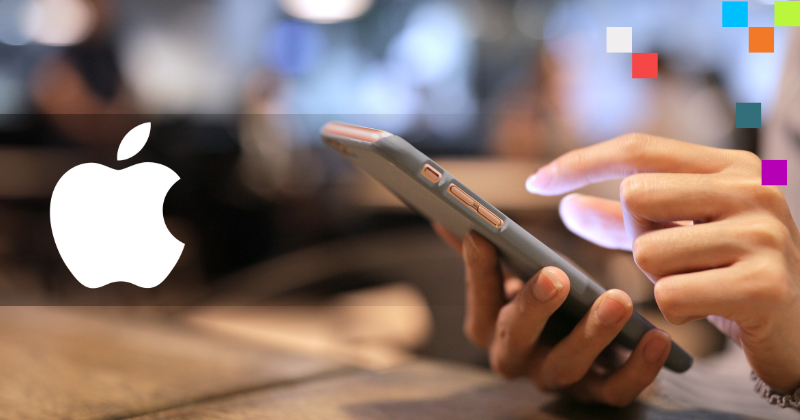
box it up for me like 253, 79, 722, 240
0, 0, 788, 369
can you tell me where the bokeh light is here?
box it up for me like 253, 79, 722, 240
278, 0, 373, 24
386, 1, 473, 85
22, 0, 95, 46
268, 20, 326, 76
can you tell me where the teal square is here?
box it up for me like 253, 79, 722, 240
723, 2, 748, 27
736, 103, 761, 128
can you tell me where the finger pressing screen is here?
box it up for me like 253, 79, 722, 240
526, 134, 736, 196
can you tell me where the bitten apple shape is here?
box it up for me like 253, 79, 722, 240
50, 122, 184, 288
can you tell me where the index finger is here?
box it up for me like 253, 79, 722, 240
525, 133, 745, 196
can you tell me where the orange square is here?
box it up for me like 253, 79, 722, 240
749, 27, 774, 53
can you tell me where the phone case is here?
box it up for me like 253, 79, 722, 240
321, 122, 693, 373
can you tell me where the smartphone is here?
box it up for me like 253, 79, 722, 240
321, 122, 693, 373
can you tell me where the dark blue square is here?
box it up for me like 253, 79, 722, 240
736, 103, 761, 128
723, 2, 748, 27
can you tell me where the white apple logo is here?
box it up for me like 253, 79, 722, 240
50, 122, 184, 288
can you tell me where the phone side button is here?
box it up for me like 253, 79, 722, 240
421, 164, 442, 183
448, 184, 504, 229
448, 184, 475, 207
478, 206, 504, 229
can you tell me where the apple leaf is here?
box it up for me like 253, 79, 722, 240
117, 122, 151, 161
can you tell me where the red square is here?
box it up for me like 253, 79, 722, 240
632, 53, 658, 78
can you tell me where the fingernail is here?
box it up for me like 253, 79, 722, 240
643, 331, 670, 363
525, 174, 539, 193
596, 291, 631, 327
465, 232, 479, 253
525, 166, 551, 193
532, 268, 563, 302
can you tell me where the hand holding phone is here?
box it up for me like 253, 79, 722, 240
320, 122, 693, 380
433, 223, 673, 406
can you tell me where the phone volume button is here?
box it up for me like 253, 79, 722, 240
478, 206, 504, 229
448, 184, 475, 207
448, 184, 503, 229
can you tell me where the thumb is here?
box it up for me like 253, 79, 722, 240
559, 193, 632, 251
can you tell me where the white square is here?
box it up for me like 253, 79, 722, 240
606, 27, 632, 53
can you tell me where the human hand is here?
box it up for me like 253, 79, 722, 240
526, 133, 800, 394
432, 223, 673, 406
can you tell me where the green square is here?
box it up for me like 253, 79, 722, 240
736, 103, 761, 128
775, 1, 800, 26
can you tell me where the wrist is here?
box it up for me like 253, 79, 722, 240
752, 371, 800, 410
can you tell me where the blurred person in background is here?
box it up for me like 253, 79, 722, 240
488, 48, 578, 159
29, 0, 142, 145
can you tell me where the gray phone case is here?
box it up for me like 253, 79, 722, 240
322, 123, 692, 373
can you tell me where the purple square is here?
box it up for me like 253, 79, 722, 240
762, 160, 787, 185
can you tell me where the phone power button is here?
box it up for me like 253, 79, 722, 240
421, 164, 442, 183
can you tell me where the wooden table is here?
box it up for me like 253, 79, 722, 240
0, 306, 775, 420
